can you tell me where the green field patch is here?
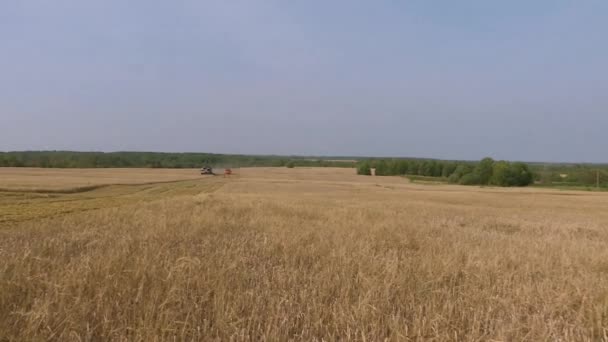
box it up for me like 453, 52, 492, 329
406, 175, 449, 184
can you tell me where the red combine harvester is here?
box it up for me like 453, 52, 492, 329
223, 168, 232, 177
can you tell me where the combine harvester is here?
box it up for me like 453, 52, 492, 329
200, 166, 234, 177
200, 166, 214, 175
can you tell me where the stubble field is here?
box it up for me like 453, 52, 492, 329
1, 167, 607, 341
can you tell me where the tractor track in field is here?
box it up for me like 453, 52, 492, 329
0, 176, 218, 194
0, 177, 226, 227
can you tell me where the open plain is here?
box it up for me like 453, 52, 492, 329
1, 167, 607, 341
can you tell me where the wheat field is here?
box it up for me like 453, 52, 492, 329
0, 167, 204, 192
1, 167, 607, 341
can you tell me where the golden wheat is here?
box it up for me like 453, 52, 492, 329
0, 167, 203, 191
1, 167, 607, 341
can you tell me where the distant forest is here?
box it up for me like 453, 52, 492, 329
2, 151, 607, 188
356, 158, 534, 187
356, 158, 608, 188
0, 151, 356, 169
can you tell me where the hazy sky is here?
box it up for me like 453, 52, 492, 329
1, 1, 607, 162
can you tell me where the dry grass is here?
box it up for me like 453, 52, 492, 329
1, 167, 608, 341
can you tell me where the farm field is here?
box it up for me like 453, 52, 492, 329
1, 167, 608, 340
0, 167, 203, 191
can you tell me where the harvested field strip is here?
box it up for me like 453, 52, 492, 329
0, 178, 225, 226
0, 177, 216, 194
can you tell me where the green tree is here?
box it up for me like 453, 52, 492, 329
491, 161, 534, 186
430, 161, 442, 177
375, 160, 390, 176
459, 173, 481, 185
490, 161, 510, 186
395, 160, 409, 175
475, 157, 495, 185
448, 164, 473, 183
357, 161, 371, 175
442, 163, 457, 178
419, 161, 433, 176
510, 162, 534, 186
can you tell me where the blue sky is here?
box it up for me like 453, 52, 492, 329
1, 1, 607, 162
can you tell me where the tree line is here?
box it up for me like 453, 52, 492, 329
356, 157, 535, 187
0, 151, 356, 169
3, 151, 606, 189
